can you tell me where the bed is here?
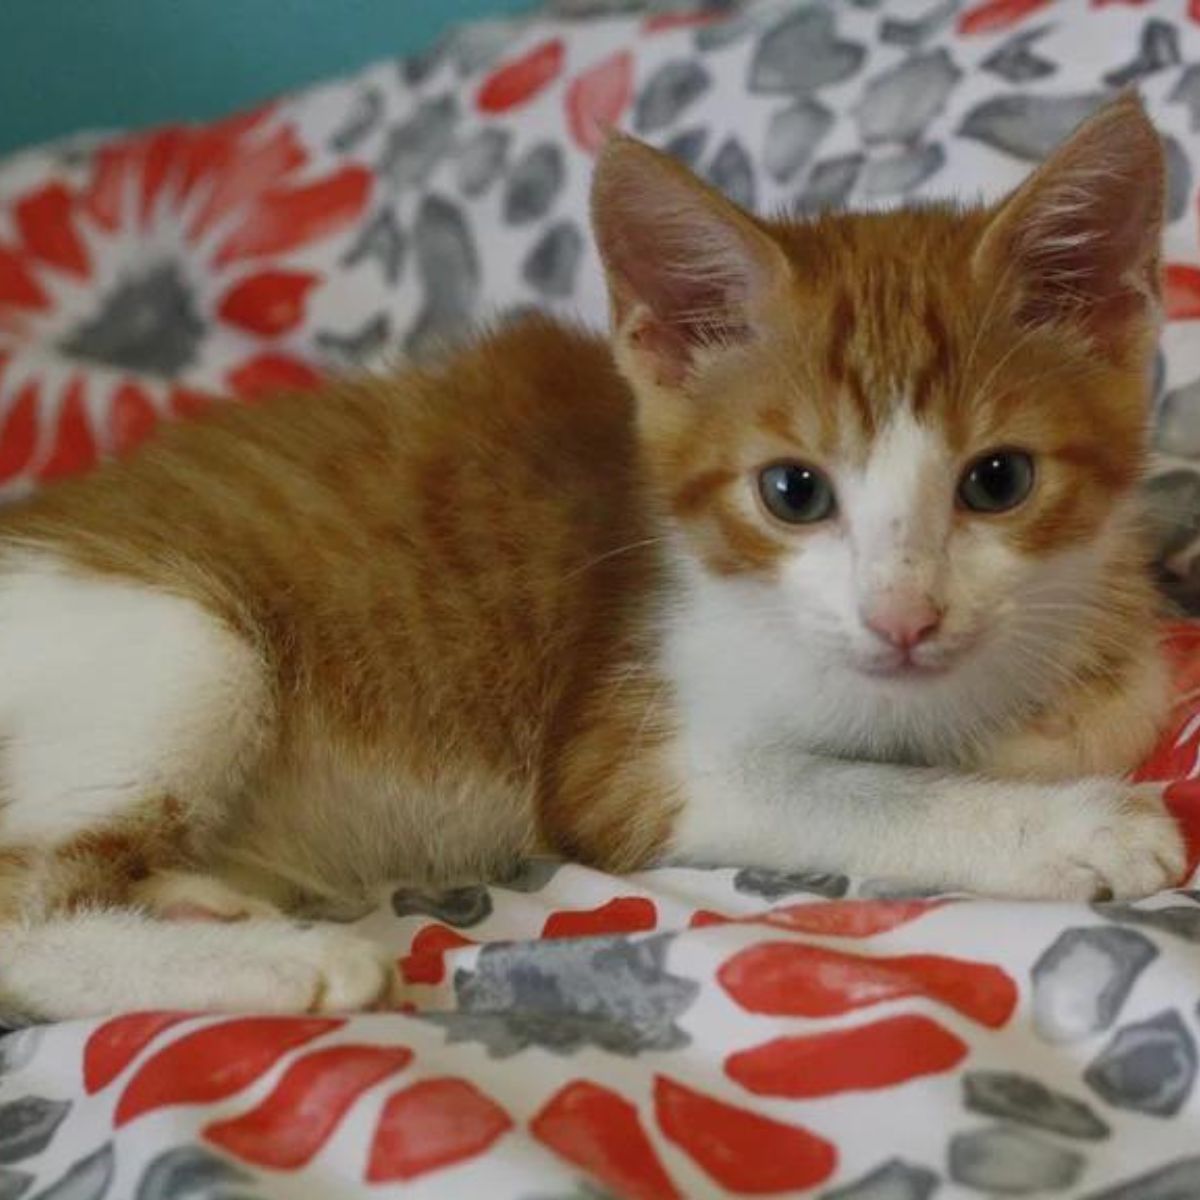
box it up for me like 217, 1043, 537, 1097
2, 1, 1200, 1194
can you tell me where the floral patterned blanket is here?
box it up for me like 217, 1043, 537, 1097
4, 0, 1200, 1195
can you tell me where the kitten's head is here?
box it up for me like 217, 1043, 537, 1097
592, 94, 1163, 697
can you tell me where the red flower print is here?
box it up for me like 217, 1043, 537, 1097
115, 1016, 341, 1127
0, 106, 371, 493
400, 924, 476, 986
1165, 265, 1200, 321
957, 0, 1056, 34
205, 1043, 413, 1169
541, 896, 658, 939
477, 39, 566, 114
718, 942, 1017, 1027
654, 1075, 837, 1193
532, 1080, 681, 1200
726, 1014, 969, 1098
84, 1011, 191, 1094
566, 50, 635, 155
367, 1077, 513, 1183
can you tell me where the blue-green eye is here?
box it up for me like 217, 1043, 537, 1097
758, 462, 836, 525
958, 450, 1035, 514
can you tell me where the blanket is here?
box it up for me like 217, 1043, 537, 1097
3, 1, 1200, 1195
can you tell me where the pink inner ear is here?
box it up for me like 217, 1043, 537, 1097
979, 95, 1164, 342
158, 901, 249, 922
592, 137, 786, 377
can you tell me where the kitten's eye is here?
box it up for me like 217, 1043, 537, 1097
758, 462, 837, 525
958, 450, 1035, 514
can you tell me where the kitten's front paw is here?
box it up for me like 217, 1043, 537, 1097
1007, 781, 1185, 901
285, 926, 399, 1012
228, 925, 398, 1014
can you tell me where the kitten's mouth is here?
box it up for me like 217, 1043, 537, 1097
854, 650, 955, 680
860, 661, 948, 680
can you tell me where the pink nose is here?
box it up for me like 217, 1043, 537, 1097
862, 598, 942, 651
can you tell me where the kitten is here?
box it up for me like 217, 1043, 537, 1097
0, 94, 1182, 1019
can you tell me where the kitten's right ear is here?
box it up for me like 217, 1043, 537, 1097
590, 135, 791, 392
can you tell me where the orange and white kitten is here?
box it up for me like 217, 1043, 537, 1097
0, 94, 1182, 1019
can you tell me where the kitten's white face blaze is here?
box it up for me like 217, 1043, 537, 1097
773, 411, 1035, 681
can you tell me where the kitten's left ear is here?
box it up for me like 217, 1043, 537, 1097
591, 134, 792, 392
974, 91, 1164, 351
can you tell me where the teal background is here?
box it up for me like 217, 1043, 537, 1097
0, 0, 532, 157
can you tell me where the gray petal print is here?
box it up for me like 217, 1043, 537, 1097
0, 1172, 31, 1200
378, 95, 459, 193
391, 884, 492, 927
880, 0, 959, 49
315, 314, 392, 368
496, 858, 562, 893
635, 60, 712, 134
860, 143, 945, 197
29, 1145, 113, 1200
662, 126, 710, 170
765, 99, 833, 183
857, 50, 961, 146
424, 933, 699, 1058
329, 88, 384, 153
448, 19, 521, 77
1156, 381, 1200, 458
749, 8, 865, 95
1084, 1009, 1197, 1117
400, 38, 446, 88
1082, 1157, 1200, 1200
820, 1158, 940, 1200
60, 263, 204, 378
963, 1071, 1109, 1140
523, 221, 584, 298
1163, 134, 1191, 224
734, 867, 849, 900
522, 1181, 618, 1200
341, 206, 406, 286
406, 194, 480, 358
856, 878, 947, 900
1095, 900, 1200, 943
1144, 470, 1200, 559
949, 1125, 1083, 1194
0, 1030, 42, 1077
1143, 468, 1200, 614
0, 1098, 70, 1164
135, 1146, 255, 1200
1031, 926, 1157, 1043
794, 153, 863, 214
982, 26, 1057, 84
1103, 20, 1181, 89
1169, 64, 1200, 133
706, 137, 756, 210
456, 127, 510, 197
504, 142, 565, 224
695, 11, 755, 52
959, 92, 1108, 162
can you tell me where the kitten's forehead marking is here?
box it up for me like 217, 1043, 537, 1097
846, 411, 951, 557
820, 281, 962, 458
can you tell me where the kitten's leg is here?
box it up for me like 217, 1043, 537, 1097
671, 750, 1184, 899
0, 549, 393, 1016
0, 910, 395, 1021
131, 869, 283, 922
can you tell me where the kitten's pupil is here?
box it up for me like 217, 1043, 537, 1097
758, 463, 836, 525
958, 450, 1034, 514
